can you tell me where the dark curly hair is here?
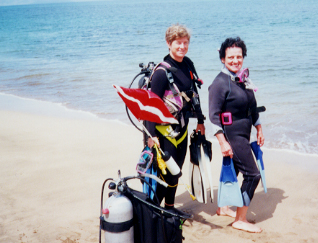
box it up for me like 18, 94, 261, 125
219, 37, 247, 60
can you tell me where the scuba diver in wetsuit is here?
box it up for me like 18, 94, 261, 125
208, 37, 265, 233
146, 24, 205, 210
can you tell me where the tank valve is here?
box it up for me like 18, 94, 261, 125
108, 182, 116, 190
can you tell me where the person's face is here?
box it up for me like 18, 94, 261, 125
221, 46, 244, 74
167, 36, 189, 62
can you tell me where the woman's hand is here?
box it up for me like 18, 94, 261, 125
147, 137, 160, 148
215, 133, 233, 158
220, 140, 233, 158
255, 124, 265, 147
196, 123, 205, 135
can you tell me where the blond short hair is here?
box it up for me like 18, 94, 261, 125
165, 24, 191, 44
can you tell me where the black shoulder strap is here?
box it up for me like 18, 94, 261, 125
154, 62, 179, 96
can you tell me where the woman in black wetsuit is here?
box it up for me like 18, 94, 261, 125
208, 37, 264, 233
147, 24, 205, 210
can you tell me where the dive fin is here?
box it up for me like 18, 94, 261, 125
218, 156, 243, 207
189, 162, 193, 195
190, 163, 205, 203
143, 165, 158, 200
197, 143, 208, 203
141, 146, 158, 200
251, 141, 267, 193
189, 130, 211, 204
202, 138, 214, 202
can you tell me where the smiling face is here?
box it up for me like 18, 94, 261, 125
221, 46, 244, 74
167, 36, 189, 62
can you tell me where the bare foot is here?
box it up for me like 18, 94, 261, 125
232, 220, 262, 233
216, 206, 236, 218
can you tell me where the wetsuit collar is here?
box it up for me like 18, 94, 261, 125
164, 54, 183, 65
221, 65, 258, 92
221, 65, 239, 80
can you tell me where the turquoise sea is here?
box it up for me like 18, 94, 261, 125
0, 0, 317, 154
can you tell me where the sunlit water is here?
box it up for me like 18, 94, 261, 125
0, 0, 317, 154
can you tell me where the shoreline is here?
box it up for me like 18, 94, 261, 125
1, 93, 318, 242
1, 92, 317, 157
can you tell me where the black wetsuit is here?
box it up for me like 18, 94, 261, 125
147, 54, 204, 208
208, 71, 261, 206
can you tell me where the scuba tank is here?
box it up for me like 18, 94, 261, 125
99, 170, 192, 243
102, 193, 134, 243
100, 171, 134, 243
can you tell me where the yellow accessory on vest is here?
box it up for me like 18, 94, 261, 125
155, 125, 188, 148
154, 144, 167, 175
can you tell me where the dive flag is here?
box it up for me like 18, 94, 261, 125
113, 85, 178, 124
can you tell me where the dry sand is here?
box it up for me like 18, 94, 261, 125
1, 96, 318, 243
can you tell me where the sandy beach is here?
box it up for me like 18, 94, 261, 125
1, 95, 318, 243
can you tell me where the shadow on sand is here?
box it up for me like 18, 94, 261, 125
175, 187, 287, 227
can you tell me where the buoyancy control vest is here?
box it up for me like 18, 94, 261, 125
138, 60, 205, 121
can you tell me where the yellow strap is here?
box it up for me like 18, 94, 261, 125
154, 145, 167, 175
156, 125, 188, 148
159, 174, 178, 187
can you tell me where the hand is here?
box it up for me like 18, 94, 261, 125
255, 125, 265, 147
220, 141, 234, 158
196, 123, 205, 135
147, 137, 160, 148
215, 133, 233, 158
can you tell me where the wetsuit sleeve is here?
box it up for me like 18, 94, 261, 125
208, 76, 228, 135
146, 69, 169, 136
250, 93, 261, 126
254, 117, 261, 127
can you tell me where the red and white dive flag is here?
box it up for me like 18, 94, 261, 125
113, 85, 178, 124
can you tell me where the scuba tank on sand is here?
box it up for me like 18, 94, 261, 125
102, 194, 134, 243
100, 171, 134, 243
99, 170, 191, 243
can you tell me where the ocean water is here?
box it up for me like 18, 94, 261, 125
0, 0, 317, 155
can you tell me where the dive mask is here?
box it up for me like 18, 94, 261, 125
136, 149, 153, 174
235, 68, 249, 83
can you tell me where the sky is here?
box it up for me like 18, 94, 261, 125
0, 0, 105, 6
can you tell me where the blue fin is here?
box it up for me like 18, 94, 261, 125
143, 165, 157, 200
218, 157, 243, 207
251, 141, 267, 193
140, 146, 158, 200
